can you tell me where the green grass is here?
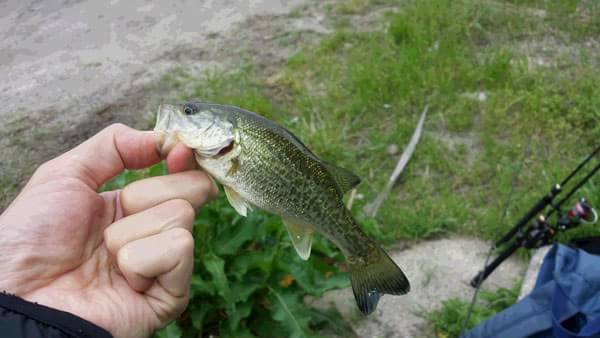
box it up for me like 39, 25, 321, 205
427, 281, 522, 338
168, 0, 600, 244
109, 0, 600, 336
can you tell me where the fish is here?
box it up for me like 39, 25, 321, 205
154, 101, 410, 314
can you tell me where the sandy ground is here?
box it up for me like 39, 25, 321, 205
312, 237, 526, 338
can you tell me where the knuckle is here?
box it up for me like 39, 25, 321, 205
169, 228, 194, 254
169, 199, 195, 227
172, 296, 190, 317
197, 173, 217, 194
120, 185, 132, 203
105, 122, 129, 134
103, 227, 120, 254
119, 183, 142, 214
156, 295, 189, 324
34, 158, 62, 178
116, 245, 145, 277
116, 246, 134, 270
188, 172, 218, 204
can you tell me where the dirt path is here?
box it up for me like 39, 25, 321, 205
0, 0, 319, 209
0, 0, 305, 122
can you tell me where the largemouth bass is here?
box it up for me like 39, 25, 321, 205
154, 101, 410, 314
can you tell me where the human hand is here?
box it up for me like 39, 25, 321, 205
0, 124, 218, 338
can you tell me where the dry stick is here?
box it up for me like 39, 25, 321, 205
363, 105, 428, 218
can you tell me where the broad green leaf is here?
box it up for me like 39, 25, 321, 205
229, 250, 276, 279
148, 162, 167, 176
310, 235, 341, 258
219, 325, 256, 338
191, 303, 214, 331
231, 282, 262, 303
214, 222, 255, 255
268, 286, 311, 338
279, 252, 349, 295
249, 311, 289, 338
309, 307, 356, 337
204, 254, 234, 305
190, 275, 215, 297
153, 322, 182, 338
227, 300, 253, 331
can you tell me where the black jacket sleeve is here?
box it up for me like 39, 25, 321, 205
0, 292, 112, 338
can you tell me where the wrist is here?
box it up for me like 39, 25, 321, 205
0, 291, 113, 338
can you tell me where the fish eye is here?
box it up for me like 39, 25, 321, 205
183, 105, 194, 115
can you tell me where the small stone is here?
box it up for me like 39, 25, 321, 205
356, 193, 364, 200
477, 91, 487, 102
383, 103, 392, 109
265, 71, 284, 86
427, 40, 439, 52
387, 144, 399, 155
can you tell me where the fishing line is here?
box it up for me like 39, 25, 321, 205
458, 139, 531, 337
547, 161, 600, 218
558, 145, 600, 188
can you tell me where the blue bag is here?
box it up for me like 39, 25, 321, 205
463, 243, 600, 338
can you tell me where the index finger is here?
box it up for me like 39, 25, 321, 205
43, 124, 161, 189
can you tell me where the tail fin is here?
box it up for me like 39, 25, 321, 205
349, 246, 410, 315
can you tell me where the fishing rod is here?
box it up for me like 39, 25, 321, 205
470, 144, 600, 288
494, 145, 600, 247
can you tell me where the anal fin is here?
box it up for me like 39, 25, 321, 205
283, 219, 314, 260
224, 186, 252, 217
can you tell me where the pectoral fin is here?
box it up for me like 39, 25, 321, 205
283, 219, 314, 260
224, 186, 252, 217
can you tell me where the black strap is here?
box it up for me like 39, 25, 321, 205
0, 291, 112, 338
570, 236, 600, 256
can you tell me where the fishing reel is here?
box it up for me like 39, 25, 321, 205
470, 198, 598, 287
470, 145, 600, 288
557, 198, 598, 229
522, 198, 597, 249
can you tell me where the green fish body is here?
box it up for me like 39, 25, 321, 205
155, 101, 410, 314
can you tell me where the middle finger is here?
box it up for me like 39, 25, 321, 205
120, 170, 218, 216
104, 198, 194, 255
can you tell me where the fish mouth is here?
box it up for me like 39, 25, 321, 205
154, 104, 179, 158
154, 103, 235, 159
190, 136, 234, 158
155, 131, 179, 158
155, 105, 174, 130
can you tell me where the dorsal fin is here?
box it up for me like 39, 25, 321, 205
325, 163, 361, 193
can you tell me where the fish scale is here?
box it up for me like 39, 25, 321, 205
241, 123, 356, 250
155, 101, 411, 315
